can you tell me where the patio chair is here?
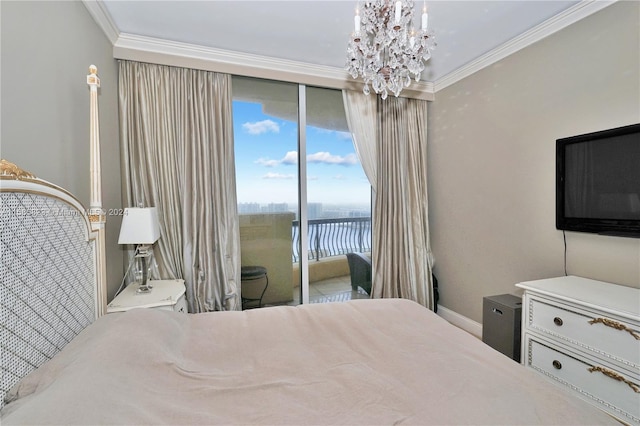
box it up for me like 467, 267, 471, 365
346, 252, 372, 295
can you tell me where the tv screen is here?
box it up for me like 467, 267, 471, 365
556, 123, 640, 237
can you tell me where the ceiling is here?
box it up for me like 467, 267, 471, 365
92, 1, 611, 93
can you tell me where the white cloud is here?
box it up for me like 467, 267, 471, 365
307, 152, 358, 166
262, 172, 295, 180
243, 119, 280, 135
255, 151, 358, 168
255, 158, 281, 167
333, 174, 347, 180
255, 151, 298, 167
314, 128, 352, 141
336, 131, 353, 140
281, 151, 298, 165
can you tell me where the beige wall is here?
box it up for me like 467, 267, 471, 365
1, 1, 123, 302
428, 2, 640, 323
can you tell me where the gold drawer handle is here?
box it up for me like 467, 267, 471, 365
588, 366, 640, 393
588, 317, 640, 340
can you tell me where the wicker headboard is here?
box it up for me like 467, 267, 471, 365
0, 162, 102, 409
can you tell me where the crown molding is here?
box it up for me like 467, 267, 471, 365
82, 0, 119, 45
434, 0, 617, 92
113, 33, 435, 100
86, 0, 612, 99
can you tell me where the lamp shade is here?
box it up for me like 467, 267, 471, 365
118, 207, 160, 245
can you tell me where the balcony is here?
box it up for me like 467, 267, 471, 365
292, 274, 370, 305
291, 217, 371, 262
239, 214, 371, 305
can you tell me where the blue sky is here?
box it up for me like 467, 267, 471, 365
233, 100, 371, 207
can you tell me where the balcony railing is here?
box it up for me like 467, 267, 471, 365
292, 217, 371, 262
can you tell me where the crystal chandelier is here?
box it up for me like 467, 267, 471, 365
346, 1, 436, 99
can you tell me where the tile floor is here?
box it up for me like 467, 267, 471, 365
289, 275, 370, 305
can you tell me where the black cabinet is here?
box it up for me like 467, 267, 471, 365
482, 294, 522, 362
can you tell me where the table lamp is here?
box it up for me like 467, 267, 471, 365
118, 207, 160, 293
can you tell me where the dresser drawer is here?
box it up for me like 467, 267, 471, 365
528, 338, 640, 424
529, 297, 640, 370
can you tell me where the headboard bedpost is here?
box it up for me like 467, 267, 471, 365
0, 160, 101, 409
0, 65, 109, 408
87, 65, 107, 317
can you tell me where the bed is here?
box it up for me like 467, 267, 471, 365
0, 66, 621, 425
0, 298, 622, 425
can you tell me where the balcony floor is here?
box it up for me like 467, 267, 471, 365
289, 275, 370, 305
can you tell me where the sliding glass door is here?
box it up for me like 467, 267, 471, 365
233, 77, 298, 307
233, 76, 370, 308
304, 86, 371, 303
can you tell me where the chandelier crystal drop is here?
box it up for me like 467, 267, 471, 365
346, 0, 436, 99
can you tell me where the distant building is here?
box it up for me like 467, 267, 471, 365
307, 203, 323, 220
238, 203, 260, 214
348, 210, 370, 218
239, 202, 370, 219
264, 203, 289, 213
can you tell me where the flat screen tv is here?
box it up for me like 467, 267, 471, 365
556, 123, 640, 238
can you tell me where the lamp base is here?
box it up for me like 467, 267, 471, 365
136, 284, 152, 294
134, 249, 153, 294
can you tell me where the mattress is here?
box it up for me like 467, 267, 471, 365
1, 299, 618, 425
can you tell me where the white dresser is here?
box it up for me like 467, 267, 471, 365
516, 276, 640, 425
107, 279, 188, 313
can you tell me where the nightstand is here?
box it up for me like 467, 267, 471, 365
107, 279, 187, 313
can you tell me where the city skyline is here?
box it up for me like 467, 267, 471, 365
233, 99, 371, 206
238, 201, 371, 219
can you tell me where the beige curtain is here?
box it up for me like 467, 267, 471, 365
342, 89, 378, 295
119, 60, 240, 312
371, 96, 435, 309
342, 90, 378, 189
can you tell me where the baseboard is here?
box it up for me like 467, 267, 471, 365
437, 306, 482, 339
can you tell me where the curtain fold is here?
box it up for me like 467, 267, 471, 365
342, 90, 378, 190
342, 90, 378, 294
371, 96, 435, 309
119, 61, 240, 312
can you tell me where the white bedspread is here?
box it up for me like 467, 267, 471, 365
1, 299, 617, 425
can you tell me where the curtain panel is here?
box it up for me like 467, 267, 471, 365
343, 90, 435, 310
372, 96, 435, 309
119, 60, 240, 312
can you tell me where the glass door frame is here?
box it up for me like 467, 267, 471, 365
297, 84, 310, 305
233, 77, 369, 306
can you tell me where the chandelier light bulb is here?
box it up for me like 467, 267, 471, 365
345, 0, 436, 99
422, 7, 428, 30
